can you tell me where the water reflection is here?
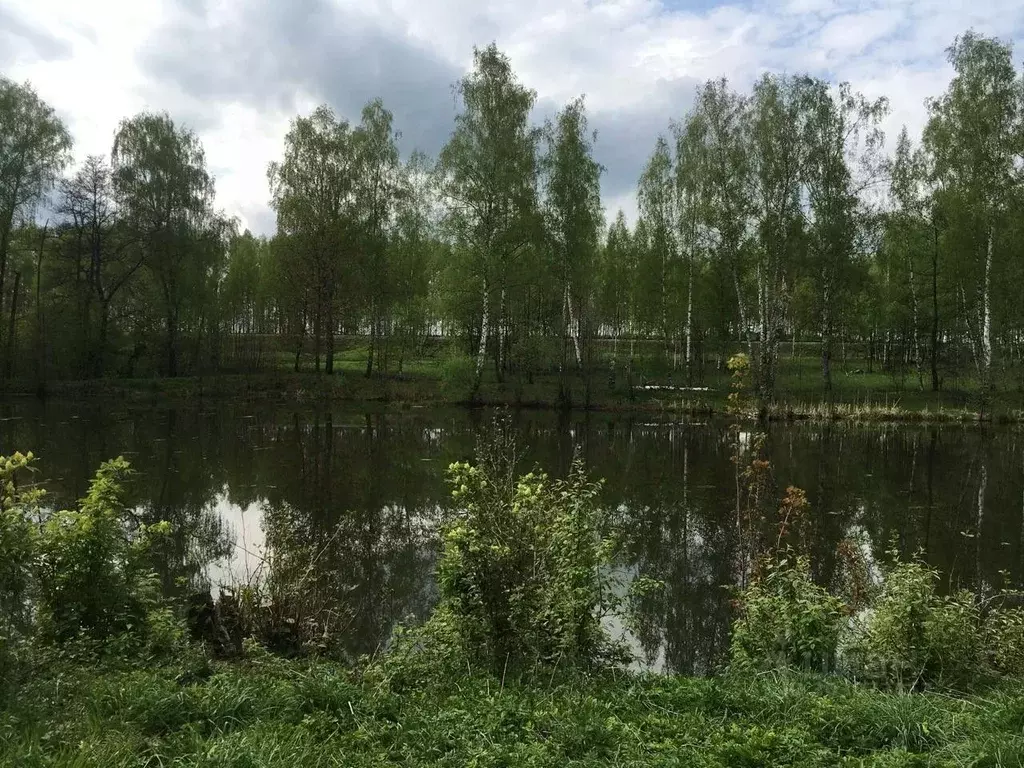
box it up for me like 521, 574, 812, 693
1, 400, 1021, 673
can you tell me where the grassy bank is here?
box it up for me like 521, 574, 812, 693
5, 422, 1024, 766
6, 365, 1023, 424
6, 654, 1024, 767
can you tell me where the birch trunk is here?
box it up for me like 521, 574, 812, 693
977, 455, 987, 590
931, 224, 940, 391
475, 276, 490, 379
981, 227, 993, 393
733, 261, 752, 361
494, 285, 506, 382
685, 252, 694, 385
909, 258, 921, 376
566, 286, 582, 370
820, 281, 832, 391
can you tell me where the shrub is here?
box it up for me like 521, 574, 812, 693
0, 452, 44, 694
726, 352, 753, 415
432, 418, 626, 672
1, 452, 185, 684
924, 590, 985, 690
730, 555, 847, 673
34, 458, 166, 645
439, 350, 478, 401
852, 557, 985, 691
987, 598, 1024, 677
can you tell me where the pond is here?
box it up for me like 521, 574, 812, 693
1, 400, 1021, 674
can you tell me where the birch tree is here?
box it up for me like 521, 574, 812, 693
436, 44, 540, 387
692, 80, 751, 365
542, 96, 603, 393
597, 210, 635, 381
354, 99, 402, 378
388, 150, 438, 372
673, 110, 712, 383
636, 136, 675, 357
746, 74, 808, 400
924, 31, 1023, 395
801, 79, 888, 390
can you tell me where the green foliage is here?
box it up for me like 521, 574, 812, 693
0, 452, 41, 624
5, 658, 1024, 767
0, 451, 183, 671
731, 555, 847, 673
987, 597, 1024, 677
433, 420, 626, 672
438, 349, 477, 402
726, 436, 1008, 693
2, 29, 1024, 411
436, 44, 541, 383
0, 77, 74, 377
851, 557, 985, 691
111, 111, 224, 378
0, 452, 43, 691
734, 543, 1007, 693
727, 351, 752, 414
35, 458, 165, 645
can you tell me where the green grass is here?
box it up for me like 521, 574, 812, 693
8, 337, 1024, 423
5, 653, 1023, 766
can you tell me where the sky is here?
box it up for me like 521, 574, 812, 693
3, 0, 1023, 236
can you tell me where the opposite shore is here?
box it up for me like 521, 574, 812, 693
2, 369, 1021, 424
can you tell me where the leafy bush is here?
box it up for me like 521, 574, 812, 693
431, 419, 626, 672
726, 439, 998, 691
35, 457, 168, 646
731, 555, 847, 673
734, 543, 1022, 691
924, 590, 985, 689
726, 351, 753, 414
439, 350, 477, 401
852, 557, 985, 691
987, 597, 1024, 677
0, 451, 183, 671
0, 452, 44, 694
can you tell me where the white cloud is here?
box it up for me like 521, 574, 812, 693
3, 0, 160, 158
818, 8, 905, 57
2, 0, 1023, 235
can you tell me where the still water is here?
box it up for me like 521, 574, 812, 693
2, 400, 1021, 674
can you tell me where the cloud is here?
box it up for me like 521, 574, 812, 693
588, 76, 703, 207
0, 3, 73, 67
819, 8, 905, 55
3, 0, 1024, 236
138, 0, 463, 157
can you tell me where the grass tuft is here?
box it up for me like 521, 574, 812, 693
4, 659, 1022, 766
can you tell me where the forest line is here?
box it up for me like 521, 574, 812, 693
1, 29, 1022, 403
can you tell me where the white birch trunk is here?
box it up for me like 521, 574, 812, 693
733, 263, 751, 359
496, 285, 506, 375
685, 250, 694, 382
977, 457, 987, 590
981, 227, 993, 389
909, 259, 921, 372
475, 277, 489, 377
566, 286, 582, 370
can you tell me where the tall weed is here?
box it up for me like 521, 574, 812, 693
391, 414, 630, 678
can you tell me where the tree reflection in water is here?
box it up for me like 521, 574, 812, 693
1, 401, 1019, 673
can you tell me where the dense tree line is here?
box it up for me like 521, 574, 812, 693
0, 32, 1022, 400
